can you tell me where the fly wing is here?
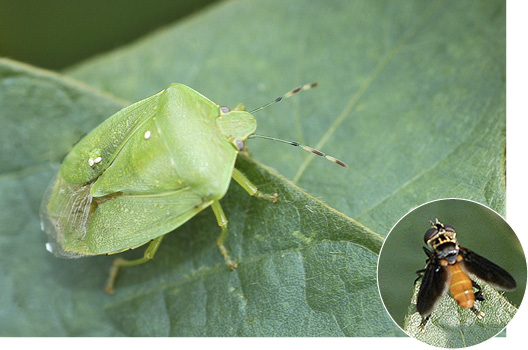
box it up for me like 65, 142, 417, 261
460, 247, 517, 291
416, 258, 449, 317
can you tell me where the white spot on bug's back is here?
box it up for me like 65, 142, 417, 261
144, 130, 151, 139
45, 243, 53, 253
88, 148, 102, 167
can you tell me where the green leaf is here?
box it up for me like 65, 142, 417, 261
1, 0, 506, 337
404, 282, 517, 347
65, 0, 506, 235
0, 58, 396, 336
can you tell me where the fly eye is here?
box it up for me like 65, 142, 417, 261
424, 227, 438, 244
444, 225, 456, 233
234, 139, 245, 151
220, 106, 230, 113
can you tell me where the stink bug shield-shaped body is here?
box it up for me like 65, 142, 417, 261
415, 219, 516, 330
42, 84, 254, 256
41, 83, 347, 293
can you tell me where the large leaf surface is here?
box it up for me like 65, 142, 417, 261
0, 59, 393, 336
1, 0, 505, 337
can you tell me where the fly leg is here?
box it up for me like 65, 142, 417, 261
471, 307, 485, 319
471, 280, 485, 319
473, 280, 485, 301
418, 315, 431, 331
415, 248, 432, 285
414, 268, 426, 285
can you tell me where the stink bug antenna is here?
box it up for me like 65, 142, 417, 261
249, 82, 319, 114
248, 82, 347, 168
248, 134, 348, 168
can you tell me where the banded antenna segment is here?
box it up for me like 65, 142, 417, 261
249, 82, 347, 169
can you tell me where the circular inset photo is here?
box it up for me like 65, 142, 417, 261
377, 199, 526, 348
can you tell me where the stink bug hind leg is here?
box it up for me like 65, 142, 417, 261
104, 235, 164, 294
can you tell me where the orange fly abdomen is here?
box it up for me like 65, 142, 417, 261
448, 262, 475, 309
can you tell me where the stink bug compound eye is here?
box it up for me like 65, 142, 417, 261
40, 82, 348, 293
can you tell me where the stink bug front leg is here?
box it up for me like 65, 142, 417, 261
232, 167, 278, 202
212, 168, 279, 269
211, 201, 237, 269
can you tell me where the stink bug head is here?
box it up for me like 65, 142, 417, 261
216, 108, 256, 151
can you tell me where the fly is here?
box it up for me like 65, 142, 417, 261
415, 218, 516, 330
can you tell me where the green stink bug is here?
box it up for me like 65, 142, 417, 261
40, 83, 347, 293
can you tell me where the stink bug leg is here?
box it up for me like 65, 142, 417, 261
104, 167, 278, 293
232, 168, 278, 202
105, 235, 164, 294
214, 168, 279, 270
211, 201, 235, 269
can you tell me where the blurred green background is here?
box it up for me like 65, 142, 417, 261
0, 0, 219, 70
